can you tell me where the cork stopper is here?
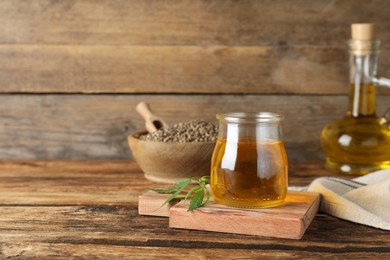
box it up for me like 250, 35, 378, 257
351, 23, 375, 40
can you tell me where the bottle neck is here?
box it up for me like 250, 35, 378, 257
347, 40, 379, 117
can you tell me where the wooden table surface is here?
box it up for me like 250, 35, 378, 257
0, 161, 389, 259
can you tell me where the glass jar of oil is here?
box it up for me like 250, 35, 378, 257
210, 113, 288, 208
321, 24, 390, 175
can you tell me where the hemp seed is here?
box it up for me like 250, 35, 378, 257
139, 120, 218, 142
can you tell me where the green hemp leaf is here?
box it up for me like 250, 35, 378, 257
150, 176, 210, 211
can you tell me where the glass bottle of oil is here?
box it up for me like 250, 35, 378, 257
321, 24, 390, 175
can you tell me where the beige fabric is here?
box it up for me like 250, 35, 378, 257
305, 169, 390, 231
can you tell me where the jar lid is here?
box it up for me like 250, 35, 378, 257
216, 112, 284, 124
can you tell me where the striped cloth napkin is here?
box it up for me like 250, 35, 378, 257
290, 168, 390, 231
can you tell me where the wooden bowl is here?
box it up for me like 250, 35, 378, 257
128, 132, 216, 183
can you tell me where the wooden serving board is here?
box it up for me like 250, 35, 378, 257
170, 192, 319, 239
138, 190, 181, 217
139, 191, 319, 239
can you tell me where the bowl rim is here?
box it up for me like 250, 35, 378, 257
128, 131, 216, 144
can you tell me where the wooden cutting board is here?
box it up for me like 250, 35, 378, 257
138, 190, 182, 217
139, 191, 319, 239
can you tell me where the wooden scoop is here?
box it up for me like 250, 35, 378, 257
136, 102, 168, 133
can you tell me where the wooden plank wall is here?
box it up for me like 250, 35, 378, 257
0, 0, 389, 162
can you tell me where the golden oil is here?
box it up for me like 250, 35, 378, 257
211, 138, 288, 208
321, 84, 390, 175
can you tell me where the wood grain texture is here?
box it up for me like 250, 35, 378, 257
1, 45, 390, 94
169, 192, 320, 239
1, 0, 390, 161
0, 94, 388, 161
0, 45, 355, 94
0, 161, 389, 258
0, 161, 142, 205
1, 0, 389, 46
1, 0, 390, 94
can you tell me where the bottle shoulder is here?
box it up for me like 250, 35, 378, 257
321, 116, 390, 148
323, 116, 388, 132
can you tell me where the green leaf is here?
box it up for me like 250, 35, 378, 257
150, 178, 191, 194
199, 176, 210, 184
149, 176, 211, 211
184, 186, 202, 202
160, 179, 192, 208
188, 189, 204, 211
